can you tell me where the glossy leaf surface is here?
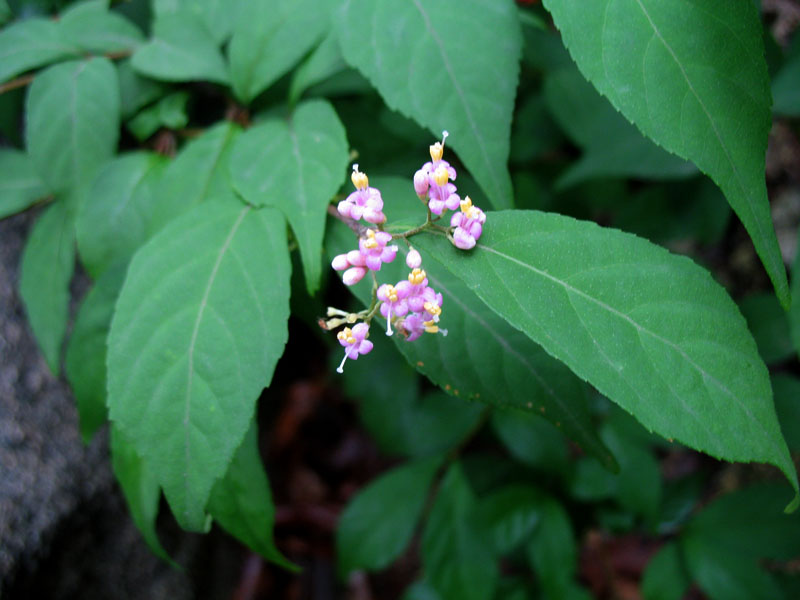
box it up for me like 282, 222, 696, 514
76, 152, 168, 277
422, 462, 497, 600
152, 121, 241, 233
208, 422, 295, 569
26, 58, 120, 192
0, 149, 47, 218
413, 211, 798, 501
19, 201, 75, 374
111, 426, 175, 564
542, 0, 789, 307
108, 202, 291, 530
336, 0, 521, 210
228, 0, 327, 103
327, 178, 612, 468
0, 17, 77, 83
131, 13, 229, 84
231, 100, 348, 294
65, 265, 125, 441
337, 455, 442, 575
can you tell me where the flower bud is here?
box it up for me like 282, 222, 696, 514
406, 248, 422, 269
413, 170, 429, 196
331, 254, 349, 271
343, 267, 366, 286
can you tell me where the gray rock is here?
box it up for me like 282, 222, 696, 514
0, 212, 204, 599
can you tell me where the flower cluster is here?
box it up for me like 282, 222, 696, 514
326, 132, 485, 372
377, 250, 446, 340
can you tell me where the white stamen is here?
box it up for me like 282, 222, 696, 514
441, 130, 449, 144
440, 328, 448, 336
352, 163, 359, 172
386, 308, 393, 336
336, 352, 348, 373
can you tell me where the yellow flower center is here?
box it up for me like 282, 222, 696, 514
337, 327, 357, 345
351, 164, 369, 190
385, 285, 398, 302
460, 196, 476, 219
408, 268, 427, 285
433, 165, 449, 187
362, 229, 378, 249
424, 302, 441, 317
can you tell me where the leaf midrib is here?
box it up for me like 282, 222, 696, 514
625, 0, 777, 282
475, 238, 781, 460
182, 205, 250, 520
409, 0, 497, 196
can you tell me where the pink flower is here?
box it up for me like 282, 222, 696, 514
400, 313, 446, 342
450, 196, 486, 250
378, 281, 412, 335
359, 229, 397, 271
336, 323, 373, 373
337, 164, 386, 224
414, 131, 461, 216
331, 250, 368, 286
406, 248, 422, 269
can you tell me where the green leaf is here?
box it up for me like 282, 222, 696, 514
111, 426, 175, 565
403, 581, 442, 600
0, 17, 77, 83
127, 91, 190, 141
491, 409, 568, 473
337, 455, 443, 575
336, 0, 521, 210
340, 338, 483, 458
208, 422, 296, 569
527, 498, 580, 600
20, 201, 75, 374
542, 0, 789, 308
0, 148, 47, 218
474, 485, 543, 555
641, 542, 690, 600
117, 59, 166, 119
230, 99, 348, 295
151, 121, 241, 233
0, 1, 10, 25
543, 66, 696, 188
131, 13, 229, 84
412, 211, 799, 502
25, 57, 120, 192
65, 265, 125, 442
288, 31, 347, 106
772, 54, 800, 117
739, 293, 794, 365
328, 178, 613, 468
59, 0, 144, 54
107, 202, 291, 531
228, 0, 327, 103
76, 152, 168, 277
683, 537, 784, 600
422, 462, 497, 600
153, 0, 238, 44
683, 483, 800, 561
773, 374, 800, 453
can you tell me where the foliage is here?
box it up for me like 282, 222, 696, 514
2, 0, 800, 598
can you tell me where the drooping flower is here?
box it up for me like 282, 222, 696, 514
377, 282, 412, 335
337, 164, 386, 224
450, 196, 486, 250
359, 229, 398, 271
336, 322, 373, 373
